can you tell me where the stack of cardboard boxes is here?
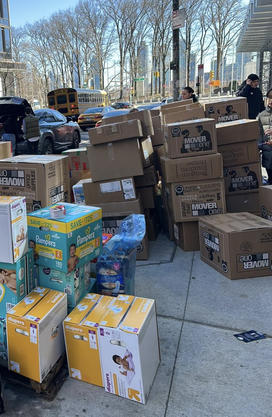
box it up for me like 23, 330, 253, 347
216, 120, 261, 214
160, 117, 226, 251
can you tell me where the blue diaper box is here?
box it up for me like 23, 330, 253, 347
27, 203, 102, 273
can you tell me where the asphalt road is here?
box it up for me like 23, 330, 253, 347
79, 129, 90, 147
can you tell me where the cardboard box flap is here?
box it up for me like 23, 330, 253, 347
200, 212, 272, 233
216, 119, 257, 129
8, 287, 49, 317
83, 295, 134, 329
119, 297, 154, 334
65, 293, 101, 325
63, 148, 87, 156
0, 155, 68, 164
26, 289, 66, 322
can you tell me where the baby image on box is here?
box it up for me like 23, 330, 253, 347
112, 348, 135, 384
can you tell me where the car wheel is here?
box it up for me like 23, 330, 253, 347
72, 131, 80, 149
39, 137, 54, 154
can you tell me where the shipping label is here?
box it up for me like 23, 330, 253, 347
100, 181, 121, 194
121, 179, 136, 200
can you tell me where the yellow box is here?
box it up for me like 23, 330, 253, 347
7, 287, 67, 382
63, 293, 134, 386
99, 297, 160, 404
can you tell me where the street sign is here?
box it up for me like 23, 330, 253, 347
172, 8, 185, 30
134, 77, 144, 81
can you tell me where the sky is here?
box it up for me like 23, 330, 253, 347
9, 0, 79, 27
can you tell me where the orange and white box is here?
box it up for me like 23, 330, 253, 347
0, 196, 28, 263
99, 297, 160, 404
6, 287, 67, 382
63, 293, 134, 387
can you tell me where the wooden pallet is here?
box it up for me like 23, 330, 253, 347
0, 354, 68, 401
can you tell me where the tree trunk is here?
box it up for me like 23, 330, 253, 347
216, 47, 221, 81
162, 56, 166, 98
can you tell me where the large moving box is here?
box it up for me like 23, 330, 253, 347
164, 118, 217, 159
216, 119, 259, 146
0, 155, 70, 212
204, 98, 248, 123
0, 196, 28, 264
199, 212, 272, 279
7, 287, 67, 382
224, 163, 261, 195
0, 142, 12, 159
28, 203, 102, 273
150, 116, 164, 146
165, 179, 226, 222
219, 141, 259, 167
259, 185, 272, 220
101, 109, 154, 137
82, 177, 136, 204
160, 153, 223, 183
62, 148, 89, 172
174, 222, 199, 251
162, 104, 205, 125
99, 296, 160, 404
134, 165, 158, 188
90, 120, 143, 145
226, 191, 260, 214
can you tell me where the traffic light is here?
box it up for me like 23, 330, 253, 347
209, 71, 214, 80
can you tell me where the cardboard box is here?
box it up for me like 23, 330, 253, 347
98, 199, 142, 218
7, 287, 67, 382
62, 148, 89, 171
28, 203, 102, 273
38, 263, 94, 309
136, 234, 149, 260
204, 97, 247, 123
150, 116, 164, 146
218, 140, 259, 167
226, 191, 260, 214
224, 163, 261, 195
199, 212, 272, 279
216, 119, 259, 146
83, 177, 136, 205
26, 249, 38, 293
137, 186, 155, 209
164, 118, 217, 159
162, 104, 205, 125
141, 137, 154, 168
259, 185, 272, 220
134, 165, 158, 188
0, 142, 12, 159
63, 294, 134, 386
87, 140, 144, 182
102, 110, 154, 137
150, 108, 160, 117
0, 251, 31, 318
174, 222, 200, 251
90, 119, 143, 145
0, 196, 28, 264
160, 153, 223, 183
99, 296, 160, 404
70, 170, 91, 189
165, 179, 226, 222
0, 155, 70, 212
160, 99, 193, 113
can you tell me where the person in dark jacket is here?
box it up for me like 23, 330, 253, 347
236, 73, 265, 119
258, 88, 272, 183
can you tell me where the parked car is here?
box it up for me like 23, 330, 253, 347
77, 106, 114, 130
34, 108, 81, 154
95, 109, 130, 127
136, 103, 161, 111
111, 102, 133, 109
161, 97, 174, 104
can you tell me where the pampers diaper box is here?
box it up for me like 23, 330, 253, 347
27, 203, 102, 273
0, 196, 28, 264
38, 263, 97, 309
99, 297, 160, 404
63, 294, 134, 387
7, 287, 67, 382
0, 250, 34, 318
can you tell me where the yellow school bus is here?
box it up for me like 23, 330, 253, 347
47, 88, 108, 119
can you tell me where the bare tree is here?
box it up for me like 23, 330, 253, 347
207, 0, 245, 80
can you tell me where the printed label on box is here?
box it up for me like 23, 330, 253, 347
121, 179, 136, 200
237, 253, 271, 272
100, 181, 121, 194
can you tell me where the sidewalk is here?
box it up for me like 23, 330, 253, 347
3, 234, 272, 417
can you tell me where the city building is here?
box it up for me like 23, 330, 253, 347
0, 0, 25, 96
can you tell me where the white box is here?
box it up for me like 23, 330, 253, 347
0, 196, 28, 263
99, 297, 160, 404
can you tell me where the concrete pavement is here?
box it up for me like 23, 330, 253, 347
3, 233, 272, 416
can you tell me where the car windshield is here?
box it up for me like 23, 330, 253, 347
84, 107, 104, 114
103, 110, 130, 118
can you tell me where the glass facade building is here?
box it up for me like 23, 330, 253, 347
0, 0, 11, 60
